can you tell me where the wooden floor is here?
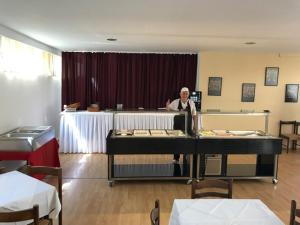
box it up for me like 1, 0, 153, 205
58, 151, 300, 225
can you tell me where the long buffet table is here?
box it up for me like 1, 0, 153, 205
106, 129, 282, 185
60, 110, 282, 185
0, 126, 60, 179
0, 138, 60, 168
60, 111, 114, 153
106, 130, 195, 184
60, 111, 201, 153
0, 138, 61, 179
196, 132, 282, 184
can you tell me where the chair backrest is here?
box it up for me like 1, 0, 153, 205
191, 179, 233, 199
21, 165, 62, 225
150, 199, 160, 225
295, 122, 300, 135
279, 120, 297, 136
290, 200, 300, 225
0, 205, 39, 224
0, 166, 6, 174
0, 160, 27, 173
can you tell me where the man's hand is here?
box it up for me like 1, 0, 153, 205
166, 99, 170, 109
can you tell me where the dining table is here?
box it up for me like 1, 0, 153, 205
0, 171, 61, 225
169, 199, 284, 225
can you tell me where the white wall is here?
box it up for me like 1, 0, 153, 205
0, 25, 62, 136
0, 73, 61, 135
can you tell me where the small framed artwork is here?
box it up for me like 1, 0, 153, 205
285, 84, 299, 102
208, 77, 222, 96
241, 83, 256, 102
265, 67, 279, 86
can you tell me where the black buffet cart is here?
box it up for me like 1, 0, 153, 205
196, 135, 282, 184
106, 130, 282, 186
106, 110, 282, 186
106, 130, 195, 186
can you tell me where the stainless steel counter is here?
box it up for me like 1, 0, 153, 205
0, 126, 55, 151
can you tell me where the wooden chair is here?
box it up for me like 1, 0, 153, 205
290, 200, 300, 225
0, 205, 39, 224
0, 160, 27, 172
150, 199, 160, 225
0, 166, 5, 174
21, 165, 62, 225
295, 122, 300, 149
191, 179, 233, 199
279, 120, 300, 153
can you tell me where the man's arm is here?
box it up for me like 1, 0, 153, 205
167, 99, 178, 111
166, 99, 171, 110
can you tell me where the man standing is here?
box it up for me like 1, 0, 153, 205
166, 87, 197, 163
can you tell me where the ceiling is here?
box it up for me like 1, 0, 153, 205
1, 0, 300, 53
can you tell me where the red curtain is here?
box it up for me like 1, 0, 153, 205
62, 52, 197, 110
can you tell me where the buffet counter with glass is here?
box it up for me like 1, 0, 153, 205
106, 128, 195, 186
106, 111, 283, 186
106, 128, 282, 185
196, 129, 282, 184
60, 110, 193, 153
59, 109, 284, 185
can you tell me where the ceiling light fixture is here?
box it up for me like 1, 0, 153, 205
107, 38, 117, 41
244, 41, 256, 45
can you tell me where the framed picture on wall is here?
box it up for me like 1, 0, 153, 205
265, 67, 279, 86
208, 77, 222, 96
285, 84, 299, 102
241, 83, 256, 102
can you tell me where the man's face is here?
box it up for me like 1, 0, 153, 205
180, 91, 189, 102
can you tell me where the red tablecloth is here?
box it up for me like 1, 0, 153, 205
0, 138, 60, 167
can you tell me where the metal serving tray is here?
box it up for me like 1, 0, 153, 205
0, 126, 55, 152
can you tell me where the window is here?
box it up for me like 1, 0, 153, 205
0, 35, 58, 79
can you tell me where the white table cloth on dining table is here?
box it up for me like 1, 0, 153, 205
0, 171, 61, 225
169, 199, 284, 225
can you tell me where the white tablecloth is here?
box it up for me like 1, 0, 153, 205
169, 199, 284, 225
59, 111, 114, 153
0, 171, 61, 225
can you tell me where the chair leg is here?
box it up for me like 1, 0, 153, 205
292, 140, 297, 150
287, 139, 289, 153
59, 212, 62, 225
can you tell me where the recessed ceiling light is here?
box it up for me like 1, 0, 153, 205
107, 38, 117, 41
244, 41, 256, 45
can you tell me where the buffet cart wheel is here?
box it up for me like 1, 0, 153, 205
272, 178, 278, 184
186, 179, 193, 185
108, 181, 115, 187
